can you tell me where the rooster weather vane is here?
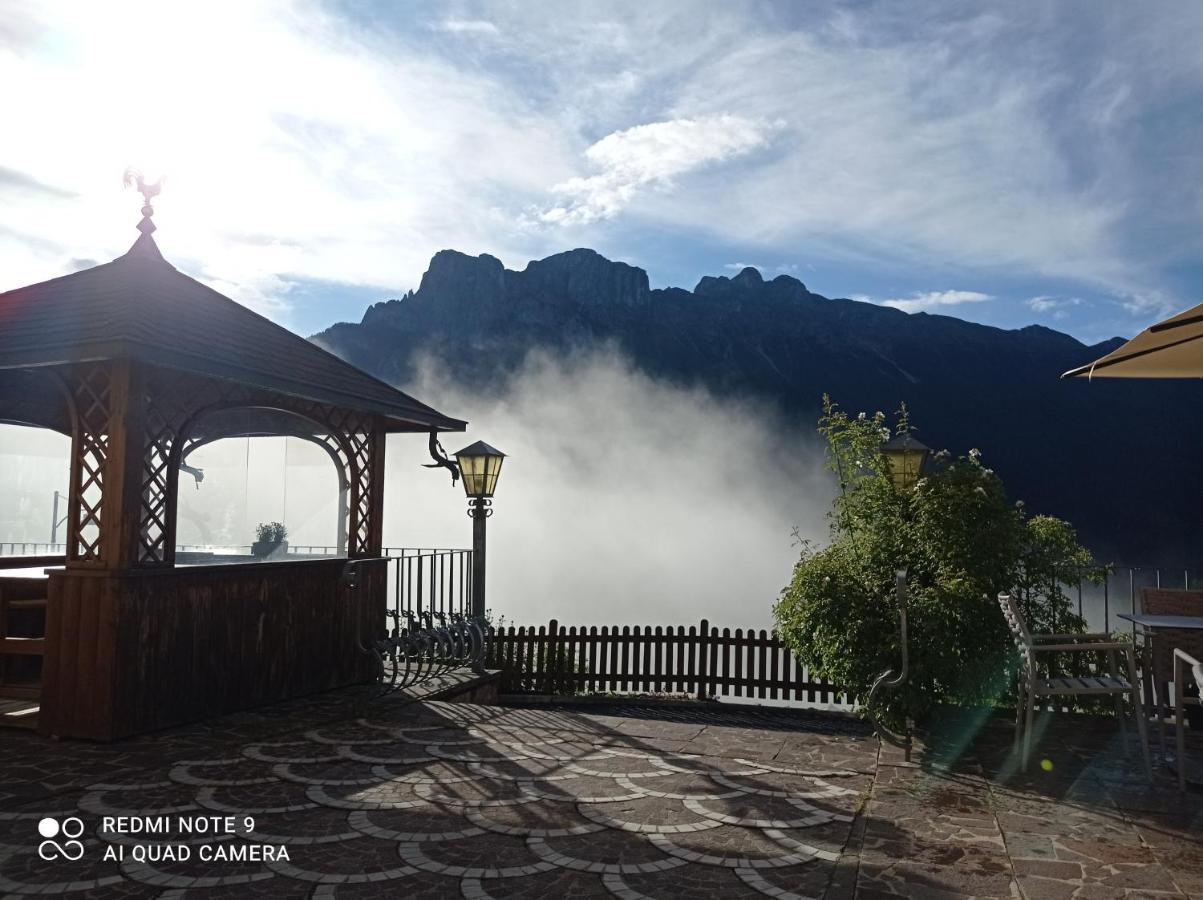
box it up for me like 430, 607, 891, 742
123, 167, 164, 234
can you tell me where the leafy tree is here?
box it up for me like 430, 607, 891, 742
775, 397, 1097, 728
1012, 515, 1100, 635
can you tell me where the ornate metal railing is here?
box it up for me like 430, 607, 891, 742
0, 542, 462, 559
342, 549, 488, 693
0, 542, 66, 556
1030, 563, 1203, 634
375, 611, 488, 692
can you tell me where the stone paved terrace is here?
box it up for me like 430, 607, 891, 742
1, 683, 1200, 898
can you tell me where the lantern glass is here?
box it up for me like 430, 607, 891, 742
884, 448, 925, 490
454, 441, 506, 498
880, 434, 931, 492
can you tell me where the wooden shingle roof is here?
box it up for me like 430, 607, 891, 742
0, 232, 465, 433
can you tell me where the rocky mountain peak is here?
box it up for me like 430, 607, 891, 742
311, 245, 1203, 562
732, 266, 764, 287
693, 266, 770, 297
521, 248, 651, 307
418, 250, 506, 305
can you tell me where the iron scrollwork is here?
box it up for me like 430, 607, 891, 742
467, 498, 493, 519
342, 553, 487, 693
373, 610, 489, 693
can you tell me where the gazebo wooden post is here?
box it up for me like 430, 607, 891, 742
104, 359, 151, 571
367, 421, 387, 556
43, 358, 153, 737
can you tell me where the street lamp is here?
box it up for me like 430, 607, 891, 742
454, 441, 506, 621
880, 433, 931, 491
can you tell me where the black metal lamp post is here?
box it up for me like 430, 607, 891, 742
453, 441, 506, 622
874, 431, 931, 761
880, 433, 932, 491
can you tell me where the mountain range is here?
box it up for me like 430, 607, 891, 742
313, 248, 1201, 564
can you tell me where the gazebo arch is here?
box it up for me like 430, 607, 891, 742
174, 404, 357, 557
0, 199, 466, 739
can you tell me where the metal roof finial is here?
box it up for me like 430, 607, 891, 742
123, 167, 164, 236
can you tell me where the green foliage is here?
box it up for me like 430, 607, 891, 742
254, 521, 288, 543
1012, 515, 1102, 635
774, 396, 1096, 728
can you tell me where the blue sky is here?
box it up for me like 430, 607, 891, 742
2, 1, 1202, 345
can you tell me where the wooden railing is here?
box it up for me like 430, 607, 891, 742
485, 619, 847, 705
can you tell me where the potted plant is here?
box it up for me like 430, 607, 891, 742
251, 521, 288, 559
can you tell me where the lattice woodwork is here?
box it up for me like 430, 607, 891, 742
59, 361, 389, 568
142, 366, 384, 564
67, 363, 113, 563
137, 384, 185, 564
347, 426, 375, 557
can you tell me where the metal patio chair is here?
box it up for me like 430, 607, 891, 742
1173, 649, 1202, 791
998, 593, 1152, 779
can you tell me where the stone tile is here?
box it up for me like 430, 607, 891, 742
857, 846, 1016, 899
1132, 822, 1203, 898
4, 684, 1202, 898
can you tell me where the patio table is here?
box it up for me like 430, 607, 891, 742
1118, 613, 1203, 630
1118, 613, 1203, 689
1118, 612, 1203, 782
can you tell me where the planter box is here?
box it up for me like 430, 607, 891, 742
251, 540, 288, 559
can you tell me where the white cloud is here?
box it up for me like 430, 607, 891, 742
575, 7, 1203, 307
0, 0, 575, 322
537, 115, 775, 226
870, 290, 993, 314
724, 261, 765, 271
1027, 295, 1085, 319
433, 19, 499, 35
3, 1, 1202, 333
1119, 290, 1180, 319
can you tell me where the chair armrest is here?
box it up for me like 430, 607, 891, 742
1032, 642, 1132, 653
1032, 633, 1115, 642
1175, 648, 1203, 689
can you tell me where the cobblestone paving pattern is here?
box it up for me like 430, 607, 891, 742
1, 689, 1201, 898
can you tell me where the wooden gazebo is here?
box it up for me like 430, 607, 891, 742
0, 202, 465, 739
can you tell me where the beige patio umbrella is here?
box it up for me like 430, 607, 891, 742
1063, 300, 1203, 379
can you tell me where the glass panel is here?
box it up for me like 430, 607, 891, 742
482, 456, 503, 497
457, 454, 485, 497
0, 423, 71, 558
175, 435, 344, 564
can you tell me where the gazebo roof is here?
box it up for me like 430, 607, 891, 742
0, 229, 465, 433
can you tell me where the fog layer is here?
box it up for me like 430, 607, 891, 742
384, 349, 834, 629
0, 350, 836, 629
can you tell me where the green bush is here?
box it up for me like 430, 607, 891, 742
254, 521, 288, 543
774, 397, 1098, 729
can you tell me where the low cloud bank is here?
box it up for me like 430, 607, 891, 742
0, 350, 836, 630
385, 349, 834, 629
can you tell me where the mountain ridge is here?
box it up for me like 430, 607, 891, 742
313, 247, 1197, 563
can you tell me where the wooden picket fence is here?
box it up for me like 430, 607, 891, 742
485, 619, 847, 705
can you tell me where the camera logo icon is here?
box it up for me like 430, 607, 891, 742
37, 817, 85, 861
